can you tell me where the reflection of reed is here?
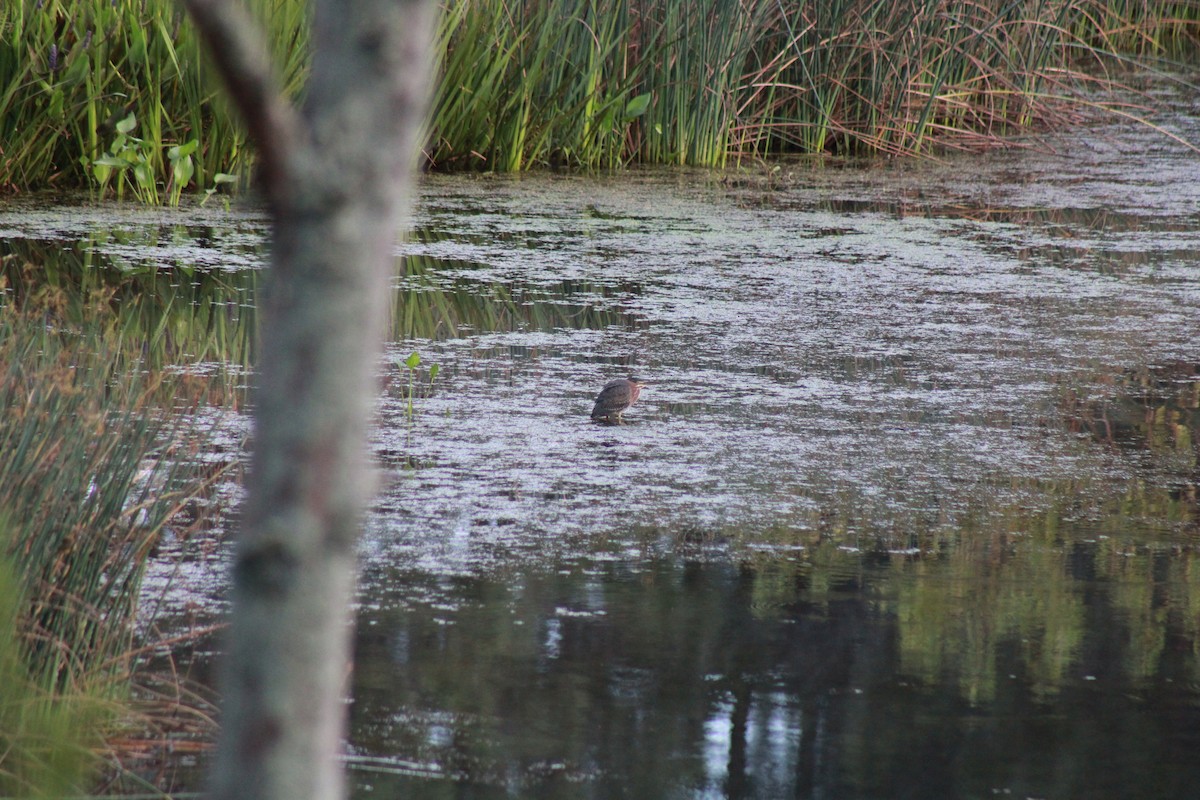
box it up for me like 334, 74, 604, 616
391, 253, 640, 340
2, 236, 645, 382
1062, 362, 1199, 469
349, 530, 1200, 798
2, 237, 258, 372
641, 450, 1199, 709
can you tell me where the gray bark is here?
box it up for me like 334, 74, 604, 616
182, 1, 434, 798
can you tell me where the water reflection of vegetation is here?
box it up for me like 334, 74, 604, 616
393, 254, 640, 340
350, 470, 1200, 786
2, 237, 257, 400
896, 520, 1200, 698
3, 228, 643, 394
352, 508, 1200, 796
757, 478, 1197, 705
1065, 362, 1199, 471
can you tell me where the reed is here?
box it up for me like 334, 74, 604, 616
0, 0, 307, 200
0, 538, 110, 797
1, 0, 1197, 195
0, 303, 228, 791
428, 0, 649, 170
451, 0, 1200, 163
0, 310, 205, 688
1073, 0, 1200, 53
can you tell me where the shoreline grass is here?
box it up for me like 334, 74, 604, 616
0, 298, 232, 793
1, 0, 1198, 199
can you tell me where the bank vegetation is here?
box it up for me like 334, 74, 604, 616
1, 0, 1198, 201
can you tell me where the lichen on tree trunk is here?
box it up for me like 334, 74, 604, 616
181, 1, 435, 798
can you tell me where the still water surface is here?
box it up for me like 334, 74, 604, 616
349, 139, 1200, 798
3, 99, 1200, 797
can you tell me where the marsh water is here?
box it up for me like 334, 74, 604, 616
5, 86, 1200, 797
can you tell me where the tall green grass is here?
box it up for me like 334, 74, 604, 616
733, 1, 1092, 156
0, 535, 109, 798
0, 0, 307, 200
431, 0, 1200, 166
430, 0, 621, 170
0, 303, 228, 790
1, 0, 1198, 196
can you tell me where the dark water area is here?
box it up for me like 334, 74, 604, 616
352, 558, 1200, 800
5, 76, 1200, 797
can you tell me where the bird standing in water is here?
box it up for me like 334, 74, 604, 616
591, 376, 647, 422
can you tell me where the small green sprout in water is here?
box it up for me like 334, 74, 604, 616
400, 351, 439, 421
201, 173, 240, 209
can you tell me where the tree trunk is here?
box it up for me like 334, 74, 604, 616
182, 1, 434, 798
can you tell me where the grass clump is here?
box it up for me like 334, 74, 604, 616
0, 537, 110, 798
0, 0, 307, 201
0, 302, 227, 791
428, 0, 655, 170
0, 306, 211, 684
2, 0, 1199, 194
425, 0, 1200, 167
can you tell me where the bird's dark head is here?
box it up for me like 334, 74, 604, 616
627, 376, 647, 388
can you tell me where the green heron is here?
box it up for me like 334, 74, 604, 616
591, 376, 647, 422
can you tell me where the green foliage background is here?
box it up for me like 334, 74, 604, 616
1, 0, 1198, 200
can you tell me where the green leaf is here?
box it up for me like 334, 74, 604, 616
116, 113, 137, 134
404, 351, 421, 370
91, 156, 129, 168
172, 154, 194, 187
130, 24, 147, 62
48, 89, 64, 121
624, 92, 651, 120
428, 364, 440, 383
212, 173, 239, 185
133, 162, 153, 188
168, 139, 199, 160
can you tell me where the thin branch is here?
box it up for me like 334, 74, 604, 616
182, 0, 306, 205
